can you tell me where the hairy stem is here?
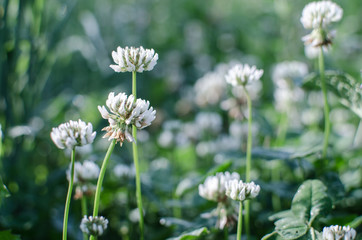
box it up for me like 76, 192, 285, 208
319, 47, 330, 158
236, 202, 243, 240
90, 139, 116, 240
81, 197, 88, 240
243, 85, 253, 240
261, 231, 278, 240
132, 71, 144, 240
63, 148, 75, 240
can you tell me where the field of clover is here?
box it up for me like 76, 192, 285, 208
0, 0, 361, 239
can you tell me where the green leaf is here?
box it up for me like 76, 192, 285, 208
275, 217, 308, 240
167, 227, 209, 240
291, 180, 332, 225
0, 230, 21, 240
348, 215, 362, 229
303, 71, 362, 118
252, 147, 320, 161
205, 160, 232, 176
269, 210, 295, 221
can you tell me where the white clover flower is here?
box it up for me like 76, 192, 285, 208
98, 92, 156, 145
272, 61, 308, 112
300, 1, 342, 48
195, 112, 223, 135
225, 64, 264, 86
113, 163, 135, 178
199, 172, 240, 202
225, 179, 260, 202
302, 28, 336, 47
322, 225, 356, 240
300, 1, 343, 30
272, 61, 308, 87
67, 160, 100, 184
80, 216, 109, 236
50, 119, 96, 150
109, 46, 158, 73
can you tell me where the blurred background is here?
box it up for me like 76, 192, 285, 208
0, 0, 361, 239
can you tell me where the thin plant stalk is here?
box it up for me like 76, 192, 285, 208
310, 227, 316, 240
63, 148, 75, 240
242, 85, 253, 240
261, 231, 278, 240
81, 197, 88, 240
90, 139, 116, 240
275, 111, 289, 147
132, 71, 144, 240
319, 47, 330, 158
236, 202, 243, 240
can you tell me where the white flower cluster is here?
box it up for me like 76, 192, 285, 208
272, 61, 308, 112
194, 71, 226, 107
67, 160, 100, 184
110, 46, 158, 73
98, 92, 156, 145
195, 112, 223, 135
50, 119, 96, 150
225, 64, 264, 87
80, 216, 109, 236
300, 1, 342, 48
113, 163, 135, 178
322, 225, 356, 240
199, 172, 240, 202
225, 180, 260, 202
300, 1, 343, 29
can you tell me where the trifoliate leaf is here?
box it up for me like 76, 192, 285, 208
167, 227, 209, 240
269, 210, 295, 221
303, 71, 362, 118
252, 147, 320, 161
291, 180, 332, 225
275, 217, 308, 239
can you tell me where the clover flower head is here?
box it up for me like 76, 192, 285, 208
322, 225, 356, 240
113, 163, 135, 178
300, 1, 343, 30
195, 112, 223, 134
110, 46, 158, 73
67, 160, 100, 184
98, 92, 156, 145
225, 64, 264, 86
50, 119, 96, 150
272, 61, 308, 87
80, 216, 109, 236
199, 172, 240, 202
225, 179, 260, 202
302, 28, 336, 47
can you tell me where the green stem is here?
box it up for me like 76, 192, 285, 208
243, 85, 252, 183
132, 71, 144, 240
275, 111, 289, 147
245, 200, 250, 240
319, 47, 330, 158
261, 231, 278, 240
271, 162, 281, 211
63, 149, 76, 240
236, 202, 243, 240
81, 197, 88, 240
89, 139, 116, 240
310, 227, 316, 240
242, 85, 252, 240
352, 119, 362, 147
